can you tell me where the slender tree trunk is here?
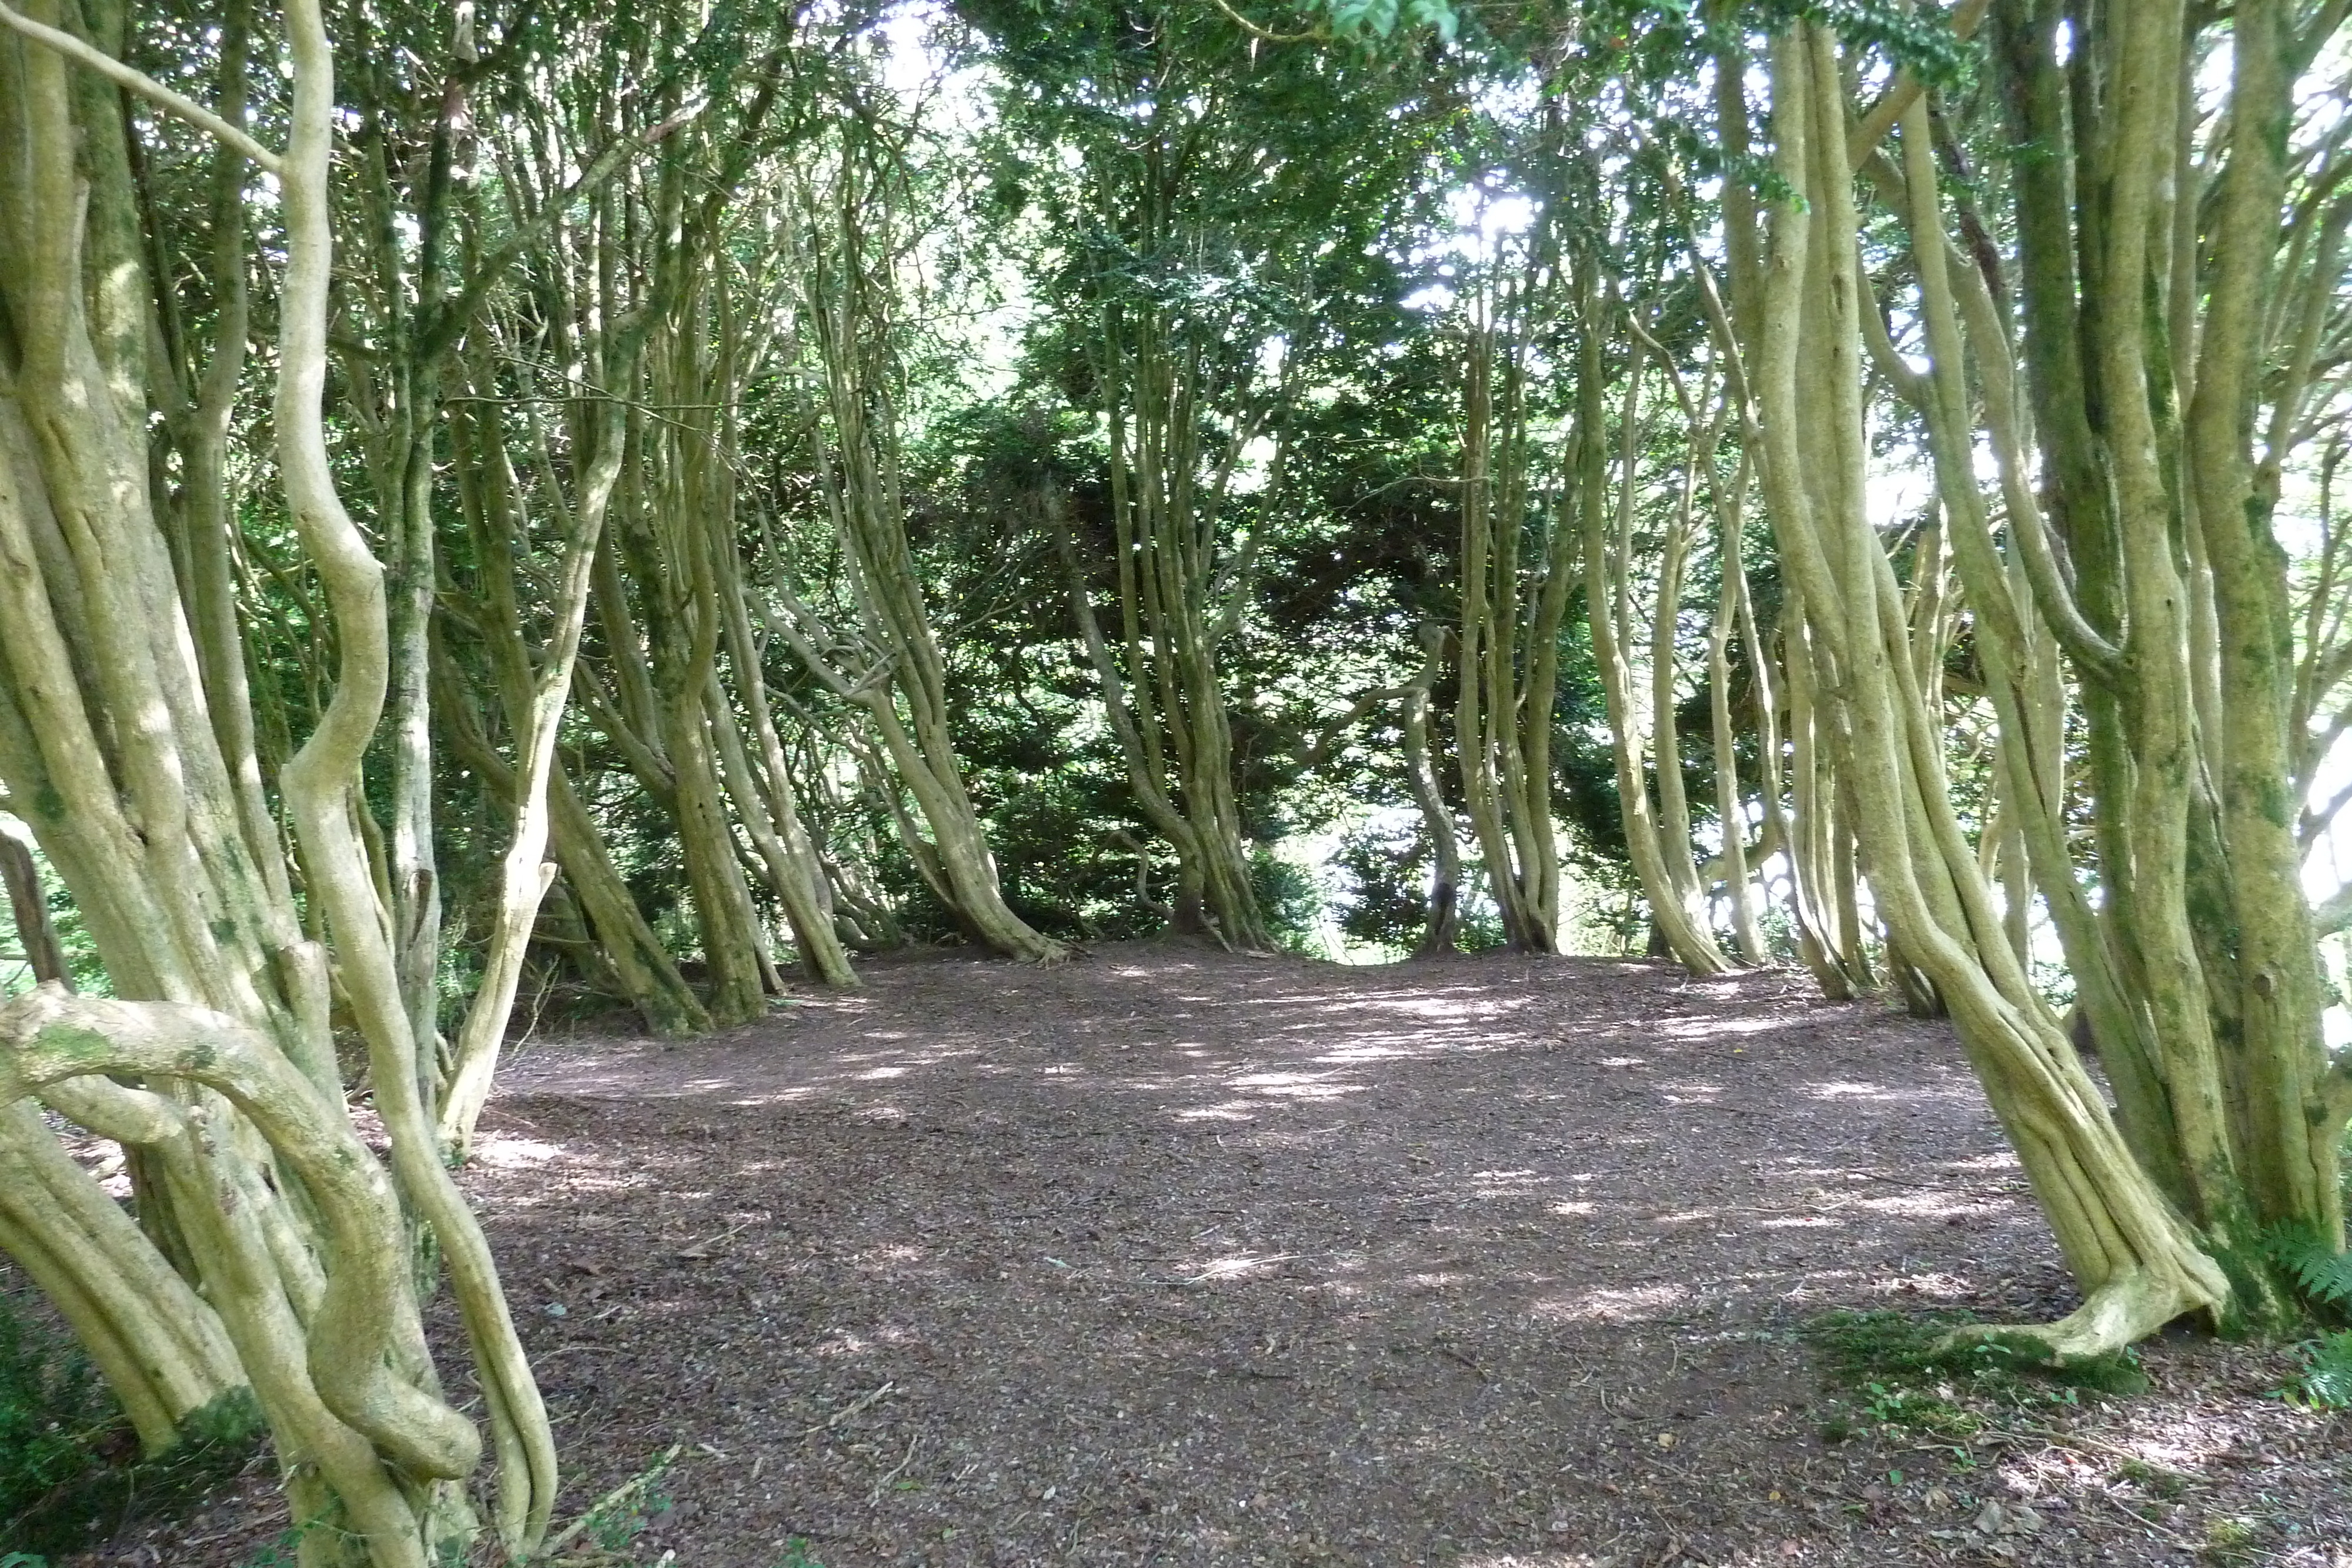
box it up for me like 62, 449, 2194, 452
0, 824, 71, 987
1738, 21, 2236, 1358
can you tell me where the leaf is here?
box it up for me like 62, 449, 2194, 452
2290, 1330, 2352, 1409
1402, 0, 1457, 44
2263, 1222, 2352, 1307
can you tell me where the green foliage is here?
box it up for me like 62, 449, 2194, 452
0, 1293, 263, 1557
1332, 820, 1434, 952
1803, 1308, 2147, 1443
0, 845, 109, 999
0, 1294, 116, 1537
1249, 849, 1327, 955
230, 1527, 309, 1568
1739, 0, 1981, 90
773, 1541, 828, 1568
2110, 1456, 2190, 1499
2281, 1330, 2352, 1409
1305, 0, 1459, 45
2263, 1222, 2352, 1315
2203, 1514, 2263, 1564
580, 1449, 678, 1553
1331, 820, 1515, 954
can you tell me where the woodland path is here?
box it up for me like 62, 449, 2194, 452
123, 944, 2349, 1566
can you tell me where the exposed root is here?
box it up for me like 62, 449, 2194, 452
1935, 1265, 2220, 1366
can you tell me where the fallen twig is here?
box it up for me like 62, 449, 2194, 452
674, 1217, 759, 1259
539, 1443, 683, 1559
801, 1380, 898, 1438
868, 1433, 920, 1504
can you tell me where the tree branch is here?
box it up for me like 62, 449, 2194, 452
417, 99, 708, 362
0, 0, 282, 173
1847, 0, 1992, 170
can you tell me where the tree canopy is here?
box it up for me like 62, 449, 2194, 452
2, 0, 2351, 1559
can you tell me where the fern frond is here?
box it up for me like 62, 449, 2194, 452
2293, 1330, 2352, 1410
2261, 1223, 2352, 1307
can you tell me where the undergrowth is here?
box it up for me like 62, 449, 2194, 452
1, 1294, 118, 1526
0, 1292, 262, 1558
2263, 1222, 2352, 1408
1803, 1309, 2147, 1446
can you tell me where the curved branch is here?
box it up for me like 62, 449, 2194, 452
1846, 0, 1992, 169
0, 0, 281, 173
0, 985, 478, 1479
1204, 0, 1319, 44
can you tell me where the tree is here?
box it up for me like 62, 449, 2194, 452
766, 98, 1070, 964
1722, 0, 2352, 1355
0, 0, 554, 1556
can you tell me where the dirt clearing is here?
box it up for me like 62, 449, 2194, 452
69, 944, 2351, 1566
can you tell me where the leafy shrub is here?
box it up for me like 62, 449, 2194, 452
1331, 818, 1515, 954
2284, 1330, 2352, 1409
1331, 818, 1429, 953
0, 1293, 117, 1530
2265, 1222, 2352, 1316
1249, 848, 1326, 955
0, 1290, 261, 1557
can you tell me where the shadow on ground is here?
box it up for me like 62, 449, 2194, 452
71, 941, 2351, 1567
446, 944, 2346, 1568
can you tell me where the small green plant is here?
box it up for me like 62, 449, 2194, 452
1802, 1308, 2148, 1444
2202, 1514, 2262, 1564
2112, 1457, 2190, 1500
2264, 1223, 2352, 1315
0, 1294, 117, 1524
1248, 849, 1327, 956
540, 1446, 683, 1560
2277, 1328, 2352, 1409
773, 1540, 827, 1568
4, 1553, 54, 1567
0, 1292, 263, 1563
1856, 1378, 1982, 1437
585, 1467, 674, 1552
233, 1528, 306, 1568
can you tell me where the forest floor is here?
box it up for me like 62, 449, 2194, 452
64, 941, 2352, 1567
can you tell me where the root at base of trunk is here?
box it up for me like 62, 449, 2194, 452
1936, 1265, 2224, 1366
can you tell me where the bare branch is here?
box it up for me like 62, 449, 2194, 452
0, 0, 281, 174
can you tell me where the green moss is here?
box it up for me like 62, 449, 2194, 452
2112, 1457, 2190, 1499
1802, 1308, 2149, 1440
0, 1295, 263, 1559
32, 1024, 116, 1068
1805, 1308, 1972, 1380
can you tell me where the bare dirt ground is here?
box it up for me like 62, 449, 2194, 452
61, 942, 2352, 1566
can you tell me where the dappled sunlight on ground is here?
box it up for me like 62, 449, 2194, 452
469, 1132, 564, 1167
1533, 1282, 1692, 1323
443, 941, 2351, 1568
